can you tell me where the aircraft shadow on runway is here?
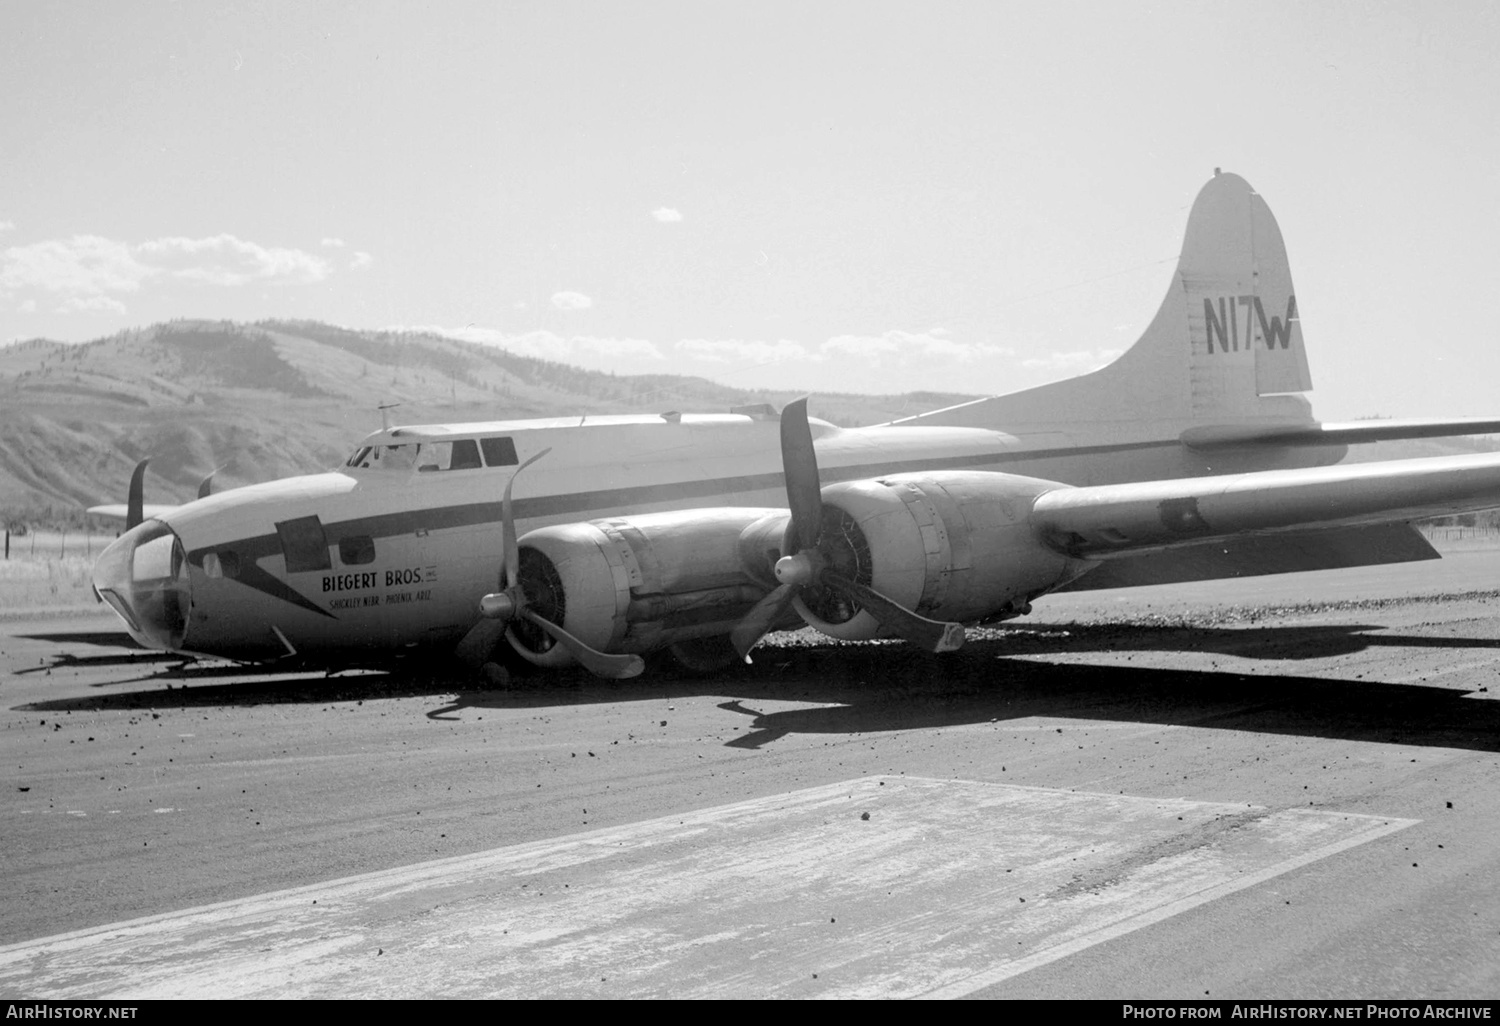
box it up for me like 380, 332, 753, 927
17, 631, 142, 649
972, 621, 1500, 659
13, 622, 1500, 756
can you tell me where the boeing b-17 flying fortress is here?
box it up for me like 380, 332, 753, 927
81, 172, 1500, 679
5, 172, 1500, 1000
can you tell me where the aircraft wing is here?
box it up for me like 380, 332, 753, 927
86, 503, 179, 523
1181, 418, 1500, 450
1032, 452, 1500, 559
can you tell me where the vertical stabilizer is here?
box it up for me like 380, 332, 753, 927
896, 171, 1317, 444
1181, 170, 1313, 412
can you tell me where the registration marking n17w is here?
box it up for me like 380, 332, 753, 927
0, 777, 1415, 999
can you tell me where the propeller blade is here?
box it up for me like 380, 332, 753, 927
779, 398, 823, 552
454, 617, 507, 670
730, 582, 799, 663
126, 458, 150, 530
197, 462, 228, 500
820, 569, 965, 653
501, 447, 551, 589
520, 609, 644, 679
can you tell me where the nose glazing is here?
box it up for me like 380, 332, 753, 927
92, 520, 192, 651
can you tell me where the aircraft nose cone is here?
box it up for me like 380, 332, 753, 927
92, 520, 192, 651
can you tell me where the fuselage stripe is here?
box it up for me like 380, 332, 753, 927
188, 437, 1180, 613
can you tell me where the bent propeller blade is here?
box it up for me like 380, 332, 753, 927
821, 569, 965, 653
454, 617, 507, 670
730, 582, 798, 663
520, 609, 645, 679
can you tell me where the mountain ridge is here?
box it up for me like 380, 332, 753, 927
0, 319, 984, 525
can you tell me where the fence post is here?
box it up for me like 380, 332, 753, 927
3, 529, 7, 560
60, 529, 66, 559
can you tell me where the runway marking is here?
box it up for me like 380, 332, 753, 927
0, 777, 1415, 999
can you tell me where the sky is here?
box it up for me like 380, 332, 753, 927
2, 0, 1499, 419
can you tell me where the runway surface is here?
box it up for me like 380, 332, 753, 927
4, 546, 1500, 998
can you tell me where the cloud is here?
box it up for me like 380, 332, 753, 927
669, 332, 1012, 377
496, 331, 664, 364
1, 235, 149, 296
0, 221, 15, 233
18, 298, 35, 313
651, 207, 683, 223
58, 295, 127, 314
320, 237, 346, 248
550, 290, 594, 310
0, 232, 330, 307
135, 234, 330, 286
821, 330, 1013, 363
676, 338, 816, 365
821, 334, 900, 359
350, 251, 373, 270
1020, 348, 1122, 373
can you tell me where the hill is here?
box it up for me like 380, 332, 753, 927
0, 320, 982, 526
4, 319, 1495, 530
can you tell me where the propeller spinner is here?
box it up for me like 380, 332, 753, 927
730, 398, 965, 662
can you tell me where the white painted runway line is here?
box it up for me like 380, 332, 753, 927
0, 777, 1415, 999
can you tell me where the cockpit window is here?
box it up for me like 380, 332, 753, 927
480, 437, 518, 467
353, 444, 417, 471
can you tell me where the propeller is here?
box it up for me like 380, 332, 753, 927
197, 462, 229, 500
475, 448, 645, 680
126, 458, 150, 530
730, 398, 965, 662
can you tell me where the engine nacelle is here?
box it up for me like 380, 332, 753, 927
506, 507, 788, 667
795, 471, 1089, 640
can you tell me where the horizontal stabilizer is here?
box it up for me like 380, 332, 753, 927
1034, 451, 1500, 560
1182, 418, 1500, 450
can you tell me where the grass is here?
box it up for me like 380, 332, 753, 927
0, 530, 110, 612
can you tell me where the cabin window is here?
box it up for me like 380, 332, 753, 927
339, 535, 376, 565
416, 442, 450, 472
276, 516, 332, 573
345, 446, 372, 468
449, 438, 482, 469
416, 438, 484, 472
480, 436, 518, 467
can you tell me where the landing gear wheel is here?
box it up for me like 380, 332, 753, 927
665, 636, 740, 675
